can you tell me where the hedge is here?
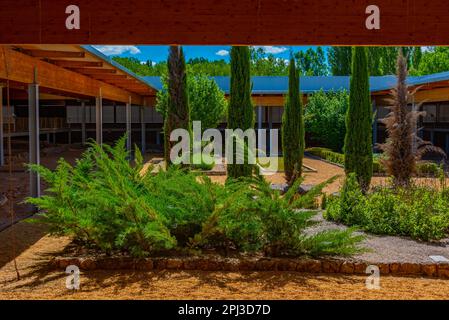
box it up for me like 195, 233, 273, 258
306, 147, 439, 177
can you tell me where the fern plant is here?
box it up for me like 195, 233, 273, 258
192, 174, 363, 257
28, 137, 363, 258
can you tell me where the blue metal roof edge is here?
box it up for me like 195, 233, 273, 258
143, 72, 449, 94
81, 45, 158, 91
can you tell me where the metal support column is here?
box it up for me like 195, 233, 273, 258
126, 97, 132, 154
0, 85, 4, 167
140, 106, 146, 154
95, 93, 103, 145
372, 100, 378, 149
81, 101, 86, 145
28, 80, 40, 198
268, 107, 273, 156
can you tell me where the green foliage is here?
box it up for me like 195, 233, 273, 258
156, 73, 227, 130
28, 139, 363, 258
194, 175, 362, 256
227, 46, 255, 179
164, 46, 191, 167
112, 56, 167, 76
308, 147, 439, 177
327, 47, 352, 76
328, 46, 420, 76
27, 137, 176, 257
325, 174, 449, 241
305, 89, 348, 152
411, 47, 449, 76
282, 56, 305, 183
294, 47, 328, 76
344, 47, 373, 192
416, 162, 439, 176
306, 147, 345, 166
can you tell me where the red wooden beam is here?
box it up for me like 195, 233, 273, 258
1, 0, 449, 45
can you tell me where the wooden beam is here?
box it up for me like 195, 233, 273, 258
22, 49, 85, 58
4, 1, 449, 45
71, 68, 116, 74
52, 60, 103, 68
91, 74, 128, 80
0, 47, 144, 104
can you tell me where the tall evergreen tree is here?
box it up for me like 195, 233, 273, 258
282, 56, 304, 184
227, 46, 254, 179
344, 47, 373, 192
164, 46, 190, 167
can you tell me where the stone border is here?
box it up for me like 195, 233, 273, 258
49, 256, 449, 279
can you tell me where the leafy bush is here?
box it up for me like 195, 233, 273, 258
28, 138, 364, 258
305, 89, 348, 152
416, 162, 439, 176
193, 175, 364, 256
325, 173, 449, 241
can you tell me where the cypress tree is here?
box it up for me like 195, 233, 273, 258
344, 47, 373, 192
227, 46, 254, 179
164, 46, 190, 167
282, 56, 304, 184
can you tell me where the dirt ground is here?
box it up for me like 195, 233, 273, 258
210, 157, 445, 194
1, 150, 449, 300
1, 217, 449, 300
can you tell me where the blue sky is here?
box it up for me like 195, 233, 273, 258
93, 45, 322, 63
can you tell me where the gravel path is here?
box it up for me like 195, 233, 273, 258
308, 212, 449, 264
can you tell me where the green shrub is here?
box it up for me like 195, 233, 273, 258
325, 174, 449, 241
28, 138, 363, 257
416, 162, 439, 176
307, 147, 438, 177
305, 89, 348, 152
194, 175, 363, 256
306, 147, 344, 166
27, 137, 176, 257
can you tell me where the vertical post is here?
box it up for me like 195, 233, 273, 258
156, 130, 161, 146
95, 91, 103, 145
126, 97, 132, 154
140, 105, 146, 154
81, 101, 86, 145
0, 85, 4, 167
268, 107, 273, 156
28, 77, 40, 198
68, 124, 72, 145
411, 98, 417, 154
372, 100, 377, 150
445, 134, 449, 155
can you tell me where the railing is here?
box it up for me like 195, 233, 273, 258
6, 117, 68, 133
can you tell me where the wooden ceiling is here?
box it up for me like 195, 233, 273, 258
2, 1, 449, 45
12, 45, 156, 98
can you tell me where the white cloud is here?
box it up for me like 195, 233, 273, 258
216, 49, 229, 57
93, 45, 141, 56
253, 46, 288, 55
421, 46, 434, 53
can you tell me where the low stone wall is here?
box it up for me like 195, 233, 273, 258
49, 256, 449, 279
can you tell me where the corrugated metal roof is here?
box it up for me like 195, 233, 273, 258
83, 46, 449, 95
